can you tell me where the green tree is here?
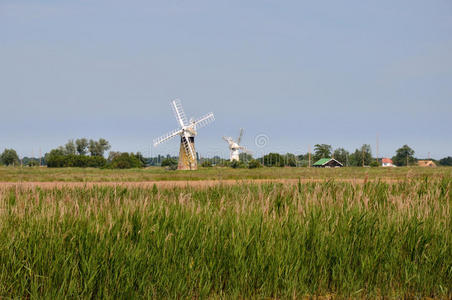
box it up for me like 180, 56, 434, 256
369, 161, 379, 167
89, 138, 111, 157
0, 149, 20, 166
75, 138, 88, 155
313, 144, 332, 161
297, 153, 307, 161
333, 148, 349, 166
201, 160, 212, 167
45, 149, 66, 168
210, 156, 224, 166
296, 153, 310, 167
22, 157, 40, 167
134, 152, 146, 166
45, 148, 107, 168
27, 160, 39, 167
107, 151, 121, 162
248, 159, 262, 169
88, 140, 96, 156
64, 140, 76, 155
392, 145, 416, 166
282, 153, 297, 167
238, 152, 253, 162
349, 144, 372, 167
219, 160, 231, 167
439, 156, 452, 166
109, 153, 142, 169
161, 158, 177, 168
262, 153, 284, 167
230, 160, 245, 168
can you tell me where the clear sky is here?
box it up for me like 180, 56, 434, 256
1, 0, 451, 159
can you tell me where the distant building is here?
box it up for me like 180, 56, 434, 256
382, 158, 396, 167
313, 158, 343, 168
418, 160, 436, 167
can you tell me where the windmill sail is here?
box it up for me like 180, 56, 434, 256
237, 128, 243, 144
171, 99, 188, 128
153, 128, 183, 147
193, 113, 215, 129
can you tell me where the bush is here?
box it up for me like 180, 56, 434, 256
46, 150, 106, 168
166, 164, 178, 171
161, 158, 178, 167
85, 156, 107, 168
262, 153, 284, 167
439, 156, 452, 166
45, 150, 66, 168
218, 160, 231, 167
109, 153, 143, 169
230, 160, 245, 169
27, 160, 40, 167
370, 161, 379, 167
201, 160, 212, 167
248, 159, 262, 169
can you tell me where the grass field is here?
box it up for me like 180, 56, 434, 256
0, 169, 451, 298
0, 166, 451, 182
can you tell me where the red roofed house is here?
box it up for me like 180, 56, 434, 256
382, 158, 396, 167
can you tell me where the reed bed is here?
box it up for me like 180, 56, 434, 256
0, 178, 450, 298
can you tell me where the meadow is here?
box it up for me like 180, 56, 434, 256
0, 173, 450, 298
0, 165, 451, 182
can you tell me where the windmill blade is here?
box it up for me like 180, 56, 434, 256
223, 137, 233, 148
171, 99, 188, 128
237, 128, 244, 145
182, 132, 196, 161
193, 113, 215, 129
153, 128, 182, 147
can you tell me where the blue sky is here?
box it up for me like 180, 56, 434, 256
1, 0, 451, 159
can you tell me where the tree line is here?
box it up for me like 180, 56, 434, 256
0, 139, 144, 169
1, 141, 452, 168
44, 138, 149, 169
252, 144, 442, 168
306, 143, 418, 167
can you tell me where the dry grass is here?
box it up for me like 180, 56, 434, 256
0, 177, 402, 190
0, 165, 451, 182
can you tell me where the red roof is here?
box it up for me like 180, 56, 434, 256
382, 158, 393, 163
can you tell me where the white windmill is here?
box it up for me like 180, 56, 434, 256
153, 99, 215, 170
223, 128, 251, 162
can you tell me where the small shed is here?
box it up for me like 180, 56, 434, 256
313, 158, 343, 168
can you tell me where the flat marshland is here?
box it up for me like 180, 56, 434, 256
1, 165, 451, 182
0, 169, 451, 298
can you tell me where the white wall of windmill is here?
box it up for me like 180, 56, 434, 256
231, 149, 240, 161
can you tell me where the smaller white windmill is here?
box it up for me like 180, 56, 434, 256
223, 128, 251, 162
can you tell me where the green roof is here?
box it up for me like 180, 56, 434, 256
313, 158, 332, 166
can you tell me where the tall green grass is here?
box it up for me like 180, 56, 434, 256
0, 178, 450, 298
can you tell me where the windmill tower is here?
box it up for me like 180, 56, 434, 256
153, 99, 215, 170
223, 128, 251, 161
